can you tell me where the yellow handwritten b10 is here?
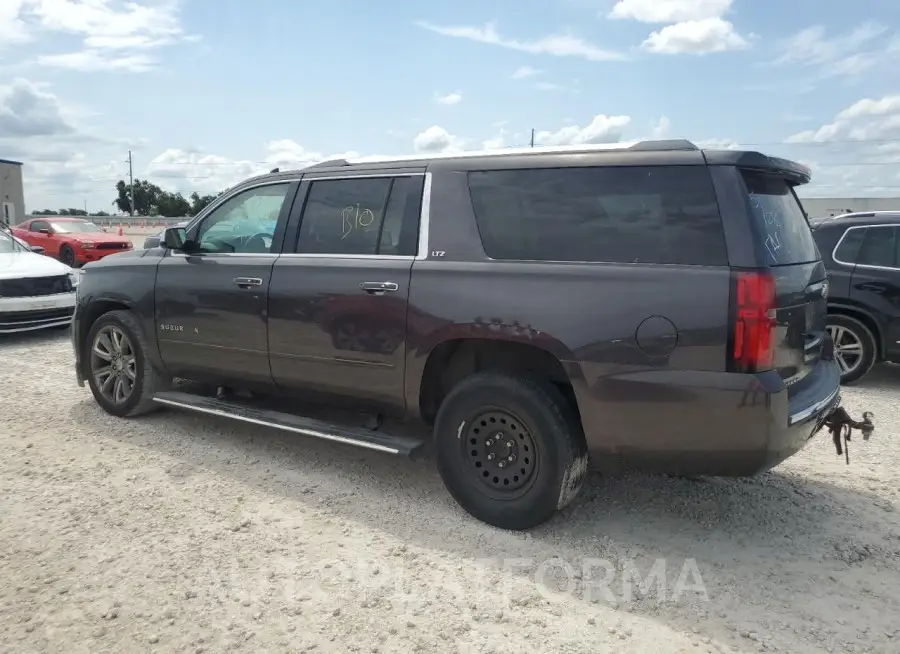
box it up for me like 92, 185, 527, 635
341, 204, 375, 239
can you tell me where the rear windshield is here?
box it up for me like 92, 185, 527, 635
742, 170, 819, 266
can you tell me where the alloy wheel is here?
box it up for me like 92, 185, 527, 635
827, 324, 864, 377
90, 325, 137, 404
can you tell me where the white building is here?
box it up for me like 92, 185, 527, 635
0, 158, 25, 226
798, 197, 900, 218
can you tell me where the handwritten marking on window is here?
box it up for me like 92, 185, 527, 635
341, 204, 376, 239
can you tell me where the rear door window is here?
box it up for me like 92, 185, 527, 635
466, 165, 727, 266
742, 170, 819, 266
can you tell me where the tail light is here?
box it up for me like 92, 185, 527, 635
731, 270, 776, 373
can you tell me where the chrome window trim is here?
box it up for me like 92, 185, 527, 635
168, 172, 432, 261
832, 223, 900, 272
415, 172, 431, 260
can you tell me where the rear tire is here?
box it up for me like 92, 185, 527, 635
433, 372, 589, 530
84, 310, 168, 417
827, 314, 877, 384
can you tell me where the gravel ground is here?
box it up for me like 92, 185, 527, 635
1, 329, 899, 654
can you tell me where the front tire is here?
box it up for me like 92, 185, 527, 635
434, 372, 589, 530
827, 314, 877, 384
59, 244, 76, 267
84, 310, 167, 417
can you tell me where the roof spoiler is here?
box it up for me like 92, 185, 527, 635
702, 150, 811, 185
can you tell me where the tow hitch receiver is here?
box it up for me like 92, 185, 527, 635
817, 406, 875, 464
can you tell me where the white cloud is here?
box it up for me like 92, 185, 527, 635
417, 21, 626, 61
652, 116, 670, 138
642, 17, 748, 54
6, 0, 194, 72
782, 94, 900, 196
511, 66, 541, 79
535, 114, 631, 146
0, 0, 31, 46
412, 125, 465, 154
609, 0, 732, 23
773, 22, 895, 79
609, 0, 748, 55
0, 78, 78, 138
434, 91, 462, 105
535, 81, 564, 91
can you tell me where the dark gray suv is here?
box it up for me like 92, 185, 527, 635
71, 140, 872, 529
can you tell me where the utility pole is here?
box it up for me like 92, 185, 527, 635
127, 150, 135, 217
530, 128, 535, 148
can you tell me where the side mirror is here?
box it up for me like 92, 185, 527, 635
162, 226, 188, 250
38, 228, 51, 234
30, 245, 46, 254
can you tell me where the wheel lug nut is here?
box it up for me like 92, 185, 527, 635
485, 440, 493, 447
498, 461, 506, 468
508, 455, 515, 462
506, 440, 513, 447
487, 453, 495, 460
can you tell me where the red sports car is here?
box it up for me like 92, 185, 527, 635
12, 217, 133, 267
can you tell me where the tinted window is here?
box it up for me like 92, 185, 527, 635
30, 220, 49, 232
742, 171, 818, 266
466, 166, 727, 265
832, 227, 866, 264
856, 226, 898, 268
296, 177, 414, 255
196, 183, 290, 254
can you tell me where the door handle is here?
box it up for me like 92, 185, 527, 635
233, 277, 263, 288
359, 281, 399, 294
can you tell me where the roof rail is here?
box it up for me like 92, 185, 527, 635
302, 158, 350, 170
628, 139, 698, 152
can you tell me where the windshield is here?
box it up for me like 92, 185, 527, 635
0, 230, 29, 253
51, 221, 102, 234
742, 170, 819, 266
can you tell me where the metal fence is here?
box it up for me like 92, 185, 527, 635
23, 215, 189, 228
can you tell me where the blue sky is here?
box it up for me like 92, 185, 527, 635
3, 0, 900, 213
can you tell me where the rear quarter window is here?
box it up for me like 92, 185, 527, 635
466, 165, 728, 266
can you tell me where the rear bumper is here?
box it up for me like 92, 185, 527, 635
575, 358, 844, 476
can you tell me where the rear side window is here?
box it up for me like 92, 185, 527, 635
856, 225, 899, 268
466, 166, 727, 266
742, 170, 819, 266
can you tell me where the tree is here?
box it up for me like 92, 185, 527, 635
190, 192, 217, 215
155, 190, 192, 217
59, 208, 88, 216
32, 209, 59, 215
114, 179, 162, 216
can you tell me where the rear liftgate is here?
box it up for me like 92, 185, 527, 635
815, 337, 875, 464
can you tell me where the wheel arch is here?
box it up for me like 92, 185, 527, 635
416, 336, 585, 427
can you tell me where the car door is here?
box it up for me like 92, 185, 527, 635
267, 172, 424, 413
155, 180, 299, 389
26, 220, 55, 255
847, 224, 900, 360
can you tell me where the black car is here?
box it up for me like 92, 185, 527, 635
70, 140, 873, 530
811, 211, 900, 383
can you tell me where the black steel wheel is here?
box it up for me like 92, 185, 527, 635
84, 310, 168, 417
434, 372, 588, 530
463, 409, 538, 497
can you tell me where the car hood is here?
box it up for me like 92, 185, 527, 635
0, 250, 74, 280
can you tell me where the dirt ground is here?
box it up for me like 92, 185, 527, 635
1, 329, 899, 653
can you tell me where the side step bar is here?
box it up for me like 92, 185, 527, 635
152, 390, 425, 457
